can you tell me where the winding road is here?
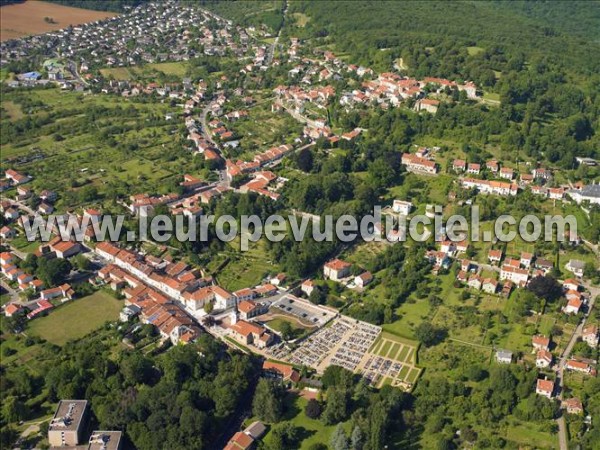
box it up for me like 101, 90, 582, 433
556, 281, 599, 450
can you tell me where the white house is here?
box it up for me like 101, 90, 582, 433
323, 259, 351, 281
392, 200, 412, 216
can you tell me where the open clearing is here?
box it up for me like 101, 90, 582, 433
28, 290, 122, 345
1, 1, 117, 42
100, 62, 189, 80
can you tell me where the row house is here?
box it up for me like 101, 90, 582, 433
461, 178, 518, 196
500, 265, 529, 286
401, 153, 438, 175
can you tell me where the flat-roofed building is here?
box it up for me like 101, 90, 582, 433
87, 431, 122, 450
48, 400, 89, 447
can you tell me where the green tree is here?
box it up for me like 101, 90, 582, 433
330, 423, 349, 450
252, 378, 284, 423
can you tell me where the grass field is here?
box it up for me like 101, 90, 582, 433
291, 12, 310, 27
100, 62, 189, 80
28, 290, 122, 345
1, 1, 117, 41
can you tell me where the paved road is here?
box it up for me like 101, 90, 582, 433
556, 281, 599, 450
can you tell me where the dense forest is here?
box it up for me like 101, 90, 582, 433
1, 327, 257, 449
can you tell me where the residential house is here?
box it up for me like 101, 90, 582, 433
532, 335, 550, 351
564, 297, 583, 315
565, 359, 595, 375
0, 226, 15, 239
301, 279, 315, 297
582, 325, 598, 348
536, 378, 554, 399
392, 200, 412, 215
230, 320, 274, 348
401, 153, 438, 175
468, 274, 482, 290
323, 259, 351, 281
499, 167, 514, 180
536, 350, 553, 368
262, 361, 301, 383
488, 249, 503, 264
563, 398, 584, 415
355, 271, 373, 288
237, 300, 268, 320
566, 259, 585, 278
495, 349, 513, 364
482, 278, 498, 294
500, 265, 529, 286
520, 252, 534, 269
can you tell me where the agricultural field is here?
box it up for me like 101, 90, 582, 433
0, 1, 117, 41
27, 290, 122, 345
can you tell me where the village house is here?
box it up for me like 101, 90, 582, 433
270, 273, 287, 287
565, 259, 585, 278
392, 200, 412, 215
301, 279, 315, 297
323, 259, 352, 281
499, 167, 514, 180
582, 325, 598, 348
562, 398, 584, 415
495, 349, 513, 364
488, 249, 503, 265
564, 297, 583, 315
262, 361, 301, 384
461, 178, 518, 196
536, 378, 554, 399
565, 359, 595, 375
532, 335, 550, 351
354, 271, 373, 288
237, 300, 268, 320
452, 159, 466, 172
4, 303, 24, 317
4, 169, 31, 185
401, 153, 438, 175
536, 350, 553, 368
482, 278, 498, 294
414, 98, 440, 114
500, 265, 529, 286
230, 320, 274, 348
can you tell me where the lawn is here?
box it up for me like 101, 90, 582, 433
505, 423, 557, 449
28, 290, 122, 345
